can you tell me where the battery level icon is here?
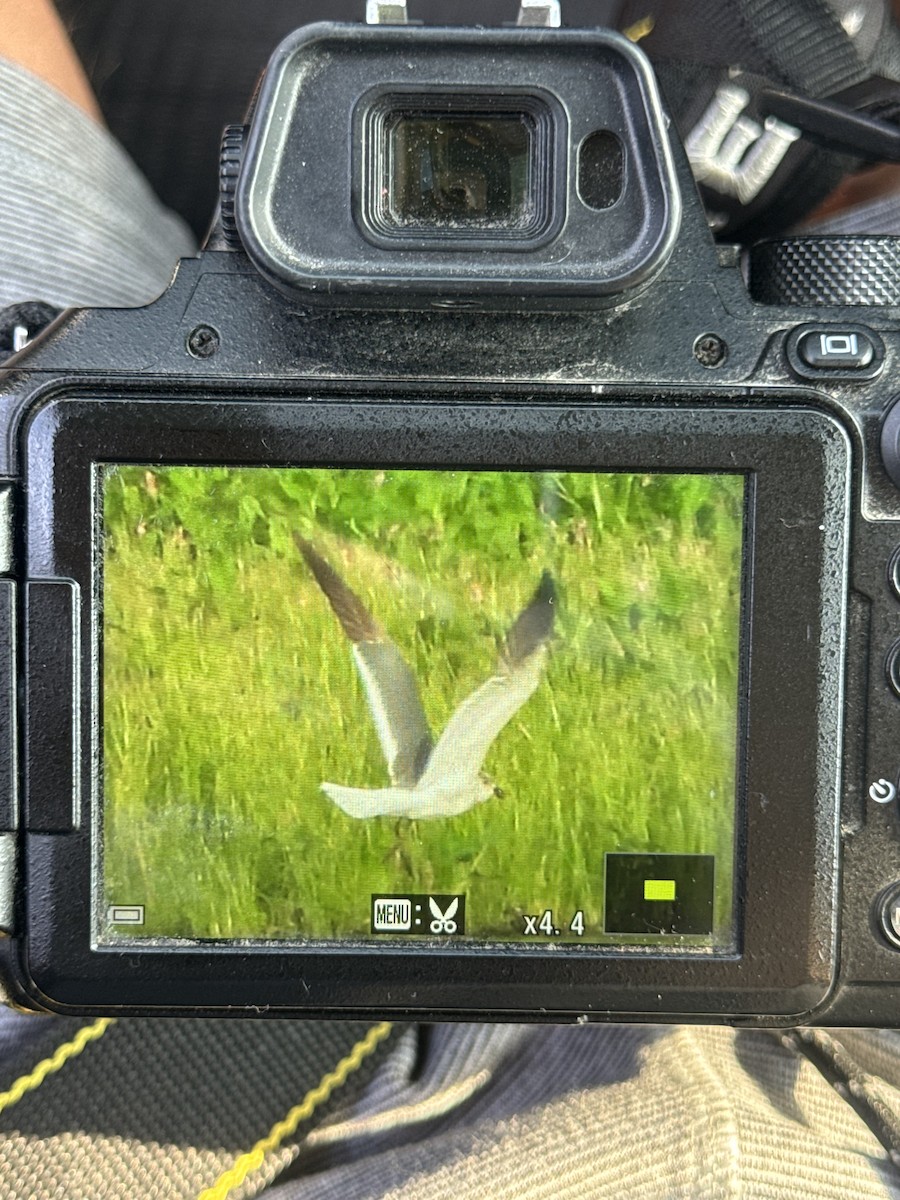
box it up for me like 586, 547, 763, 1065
107, 904, 145, 924
643, 879, 676, 902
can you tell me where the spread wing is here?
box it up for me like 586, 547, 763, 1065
295, 535, 433, 786
419, 573, 555, 789
351, 642, 434, 785
502, 572, 556, 667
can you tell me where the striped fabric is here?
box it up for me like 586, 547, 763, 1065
0, 57, 194, 310
2, 1008, 900, 1199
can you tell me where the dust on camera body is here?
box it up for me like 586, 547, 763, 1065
1, 19, 900, 1025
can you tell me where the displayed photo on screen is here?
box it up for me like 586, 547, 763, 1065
100, 466, 744, 949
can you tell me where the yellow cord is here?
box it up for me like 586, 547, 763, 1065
198, 1020, 394, 1200
623, 15, 656, 42
0, 1016, 116, 1117
0, 1014, 392, 1200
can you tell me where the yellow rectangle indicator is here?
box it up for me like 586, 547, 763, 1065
644, 879, 676, 902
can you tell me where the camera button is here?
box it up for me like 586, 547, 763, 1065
889, 547, 900, 602
887, 640, 900, 700
796, 328, 875, 370
877, 884, 900, 951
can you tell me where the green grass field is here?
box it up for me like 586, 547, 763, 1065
101, 465, 744, 945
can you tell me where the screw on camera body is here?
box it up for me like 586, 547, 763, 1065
693, 333, 728, 367
187, 324, 221, 359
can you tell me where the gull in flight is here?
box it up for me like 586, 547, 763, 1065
295, 535, 555, 819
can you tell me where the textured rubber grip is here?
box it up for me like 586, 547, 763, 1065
749, 236, 900, 306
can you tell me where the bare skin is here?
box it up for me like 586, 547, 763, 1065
0, 0, 101, 122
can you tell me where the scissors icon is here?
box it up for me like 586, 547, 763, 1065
428, 896, 459, 934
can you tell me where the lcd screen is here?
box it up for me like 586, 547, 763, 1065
99, 466, 745, 949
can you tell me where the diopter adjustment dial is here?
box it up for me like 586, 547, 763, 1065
749, 236, 900, 306
219, 124, 248, 249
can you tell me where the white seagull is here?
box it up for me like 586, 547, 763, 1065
295, 535, 555, 819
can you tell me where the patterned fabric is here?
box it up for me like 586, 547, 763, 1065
0, 1007, 394, 1199
3, 1008, 900, 1199
0, 57, 194, 309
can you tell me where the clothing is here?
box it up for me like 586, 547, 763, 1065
0, 57, 193, 310
2, 1006, 900, 1199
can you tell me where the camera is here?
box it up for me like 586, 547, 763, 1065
1, 18, 900, 1025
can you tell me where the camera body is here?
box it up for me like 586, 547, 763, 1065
1, 23, 900, 1024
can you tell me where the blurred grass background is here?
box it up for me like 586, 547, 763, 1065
101, 465, 744, 944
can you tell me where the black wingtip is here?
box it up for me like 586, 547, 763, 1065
536, 570, 556, 609
504, 570, 556, 666
294, 532, 383, 643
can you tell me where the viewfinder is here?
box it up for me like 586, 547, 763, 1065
235, 24, 683, 303
362, 93, 558, 242
390, 113, 531, 228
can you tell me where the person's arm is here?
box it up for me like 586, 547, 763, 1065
0, 0, 194, 312
0, 0, 100, 121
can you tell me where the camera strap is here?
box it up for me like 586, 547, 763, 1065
620, 0, 900, 237
0, 301, 60, 357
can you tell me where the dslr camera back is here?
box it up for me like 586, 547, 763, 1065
2, 18, 900, 1026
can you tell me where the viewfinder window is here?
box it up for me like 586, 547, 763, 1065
390, 114, 531, 228
361, 93, 559, 243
